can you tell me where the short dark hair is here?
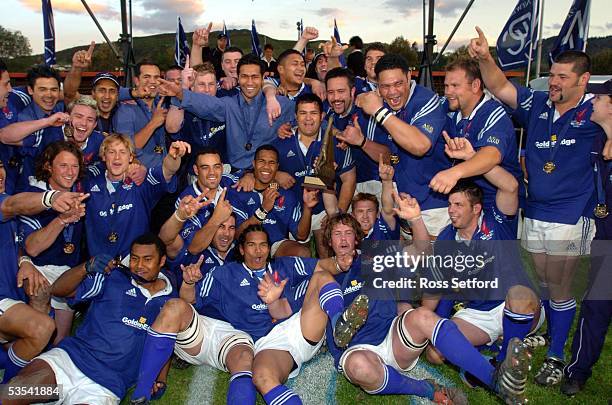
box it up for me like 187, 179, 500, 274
277, 49, 304, 66
323, 213, 365, 256
375, 54, 410, 78
295, 93, 323, 114
449, 180, 483, 207
264, 44, 274, 51
35, 141, 85, 183
553, 50, 591, 76
0, 59, 8, 74
352, 193, 379, 212
254, 144, 279, 161
193, 147, 222, 163
131, 233, 167, 260
135, 60, 161, 77
365, 42, 386, 57
325, 67, 355, 89
349, 36, 364, 49
236, 224, 270, 263
223, 46, 244, 57
166, 65, 182, 73
237, 54, 264, 76
446, 58, 483, 91
26, 65, 61, 89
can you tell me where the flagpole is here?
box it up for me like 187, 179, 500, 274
524, 0, 538, 86
582, 0, 591, 51
534, 0, 545, 77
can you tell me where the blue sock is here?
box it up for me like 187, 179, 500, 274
227, 371, 256, 405
132, 329, 177, 400
434, 300, 454, 318
432, 319, 495, 388
319, 282, 344, 326
0, 346, 8, 370
547, 299, 576, 360
542, 299, 551, 336
263, 384, 302, 405
365, 364, 434, 399
2, 345, 29, 383
496, 308, 534, 362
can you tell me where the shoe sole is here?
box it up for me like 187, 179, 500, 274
334, 295, 369, 348
498, 338, 532, 405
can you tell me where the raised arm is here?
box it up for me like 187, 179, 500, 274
378, 154, 396, 230
1, 191, 88, 219
468, 27, 518, 109
64, 42, 95, 105
190, 23, 212, 67
159, 193, 211, 259
162, 141, 191, 181
293, 27, 319, 53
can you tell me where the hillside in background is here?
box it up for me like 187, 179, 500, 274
5, 28, 611, 74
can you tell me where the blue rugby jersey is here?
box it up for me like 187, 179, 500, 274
82, 165, 176, 258
59, 269, 176, 399
19, 180, 84, 267
195, 257, 318, 341
0, 94, 25, 194
265, 78, 313, 101
16, 101, 65, 191
77, 130, 105, 169
113, 97, 167, 169
227, 187, 303, 244
442, 95, 524, 208
173, 111, 227, 164
0, 193, 25, 303
511, 84, 602, 224
354, 76, 377, 96
325, 255, 397, 369
391, 83, 450, 209
364, 215, 399, 241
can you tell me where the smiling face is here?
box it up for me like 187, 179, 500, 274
364, 49, 385, 82
102, 139, 132, 180
253, 149, 278, 187
91, 79, 118, 117
0, 71, 12, 109
352, 199, 378, 234
129, 243, 165, 282
212, 215, 236, 253
193, 72, 217, 96
296, 101, 322, 138
447, 191, 481, 231
590, 94, 612, 126
222, 51, 242, 79
326, 76, 354, 115
193, 152, 223, 190
47, 150, 80, 192
444, 68, 481, 115
315, 55, 328, 81
165, 69, 182, 86
378, 68, 411, 111
134, 65, 161, 98
239, 230, 270, 270
548, 62, 588, 106
239, 63, 263, 102
279, 53, 306, 88
69, 104, 97, 144
28, 77, 60, 114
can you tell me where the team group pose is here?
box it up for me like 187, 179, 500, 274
0, 19, 609, 405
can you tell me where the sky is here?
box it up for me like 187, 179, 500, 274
2, 0, 611, 55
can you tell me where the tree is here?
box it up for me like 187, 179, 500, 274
0, 26, 32, 59
387, 36, 418, 69
591, 49, 612, 75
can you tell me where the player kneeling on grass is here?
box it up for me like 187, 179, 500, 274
5, 234, 176, 405
130, 224, 367, 405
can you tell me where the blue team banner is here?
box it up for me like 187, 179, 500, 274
174, 17, 190, 68
251, 19, 262, 57
496, 0, 540, 71
42, 0, 56, 66
548, 0, 591, 64
333, 18, 346, 66
223, 20, 231, 46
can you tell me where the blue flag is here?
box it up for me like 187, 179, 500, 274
333, 19, 346, 66
496, 0, 540, 71
251, 19, 262, 57
223, 20, 231, 46
42, 0, 56, 66
548, 0, 591, 64
175, 17, 190, 68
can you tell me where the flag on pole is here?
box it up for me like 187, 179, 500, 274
250, 19, 262, 57
223, 20, 231, 46
174, 17, 190, 68
496, 0, 540, 71
548, 0, 591, 63
299, 18, 305, 55
333, 19, 346, 66
42, 0, 56, 66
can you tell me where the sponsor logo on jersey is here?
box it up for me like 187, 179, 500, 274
247, 198, 256, 205
240, 278, 250, 287
539, 112, 548, 120
534, 139, 576, 148
125, 288, 137, 297
122, 316, 150, 330
205, 257, 214, 264
343, 281, 363, 295
287, 150, 296, 158
251, 303, 268, 310
90, 184, 100, 192
421, 123, 434, 134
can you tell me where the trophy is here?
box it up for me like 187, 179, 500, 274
302, 116, 337, 192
